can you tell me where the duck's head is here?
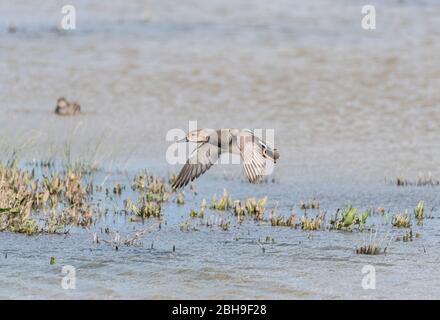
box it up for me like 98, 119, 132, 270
56, 97, 67, 108
177, 129, 210, 143
55, 97, 69, 115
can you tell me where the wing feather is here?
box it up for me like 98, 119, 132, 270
171, 143, 221, 190
237, 132, 267, 183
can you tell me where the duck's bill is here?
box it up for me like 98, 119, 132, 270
263, 147, 280, 163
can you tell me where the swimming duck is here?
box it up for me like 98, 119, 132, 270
55, 97, 81, 116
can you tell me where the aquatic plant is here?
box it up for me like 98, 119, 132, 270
209, 189, 232, 211
414, 201, 424, 223
269, 207, 296, 227
0, 162, 94, 234
358, 210, 369, 226
396, 174, 440, 186
270, 215, 286, 226
124, 197, 161, 218
199, 199, 206, 219
355, 243, 382, 255
391, 214, 411, 228
218, 219, 230, 231
209, 194, 217, 209
168, 173, 177, 185
179, 219, 190, 232
300, 213, 324, 231
286, 210, 296, 227
221, 189, 233, 211
113, 182, 124, 195
340, 206, 357, 227
264, 236, 275, 243
403, 229, 413, 242
132, 172, 147, 191
244, 197, 267, 220
355, 230, 386, 255
233, 200, 245, 216
131, 171, 169, 202
330, 206, 369, 230
232, 200, 245, 223
396, 176, 407, 186
189, 208, 198, 218
0, 208, 37, 235
176, 192, 185, 205
148, 176, 167, 195
299, 199, 320, 210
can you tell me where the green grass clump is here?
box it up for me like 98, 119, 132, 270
330, 206, 369, 230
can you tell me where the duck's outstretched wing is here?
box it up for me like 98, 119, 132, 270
236, 132, 267, 183
171, 143, 221, 190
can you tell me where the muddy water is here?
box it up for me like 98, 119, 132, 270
1, 0, 440, 299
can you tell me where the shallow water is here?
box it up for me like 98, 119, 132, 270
1, 0, 440, 299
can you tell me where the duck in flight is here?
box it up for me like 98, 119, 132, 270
171, 129, 279, 190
